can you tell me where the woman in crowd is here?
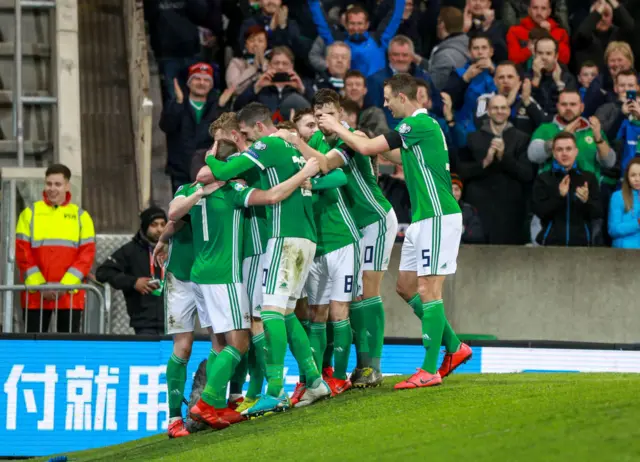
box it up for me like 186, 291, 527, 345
225, 25, 269, 96
608, 157, 640, 248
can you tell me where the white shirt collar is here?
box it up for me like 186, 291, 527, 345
411, 108, 428, 117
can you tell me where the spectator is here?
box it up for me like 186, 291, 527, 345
595, 68, 639, 140
308, 1, 406, 77
237, 0, 312, 69
343, 70, 389, 136
572, 0, 634, 73
160, 62, 222, 193
604, 40, 634, 87
506, 0, 570, 66
226, 26, 269, 97
474, 61, 546, 136
531, 132, 602, 246
458, 95, 535, 244
234, 46, 313, 121
608, 158, 640, 248
451, 173, 487, 243
367, 35, 442, 127
396, 0, 423, 54
15, 164, 96, 333
444, 34, 497, 134
463, 0, 508, 62
96, 207, 168, 335
577, 61, 600, 102
528, 37, 577, 115
613, 80, 640, 174
293, 107, 319, 141
339, 98, 361, 131
427, 7, 470, 90
313, 41, 351, 94
143, 0, 202, 104
529, 90, 616, 180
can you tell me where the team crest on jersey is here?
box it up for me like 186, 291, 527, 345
254, 140, 267, 150
398, 123, 411, 134
176, 185, 184, 193
231, 182, 247, 191
585, 136, 594, 144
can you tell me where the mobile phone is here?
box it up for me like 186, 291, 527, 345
627, 90, 637, 101
379, 164, 395, 176
271, 72, 291, 83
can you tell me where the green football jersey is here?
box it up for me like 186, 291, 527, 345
188, 182, 253, 284
395, 109, 460, 222
308, 129, 392, 229
242, 136, 316, 242
167, 184, 195, 281
228, 152, 267, 258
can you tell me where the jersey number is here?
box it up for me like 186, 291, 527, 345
292, 156, 312, 197
364, 246, 374, 264
422, 249, 431, 268
196, 199, 209, 241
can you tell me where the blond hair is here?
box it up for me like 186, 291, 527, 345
604, 41, 634, 69
209, 112, 239, 138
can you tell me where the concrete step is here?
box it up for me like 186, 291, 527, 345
0, 42, 51, 91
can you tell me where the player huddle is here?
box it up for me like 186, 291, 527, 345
154, 74, 473, 438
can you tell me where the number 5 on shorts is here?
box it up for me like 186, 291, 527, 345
422, 249, 431, 268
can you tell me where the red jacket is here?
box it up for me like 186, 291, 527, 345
506, 17, 570, 65
15, 192, 96, 310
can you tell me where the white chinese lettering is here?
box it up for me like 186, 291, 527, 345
65, 366, 94, 430
94, 366, 119, 431
3, 365, 58, 430
127, 366, 169, 431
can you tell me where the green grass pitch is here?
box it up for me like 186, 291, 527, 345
37, 373, 640, 462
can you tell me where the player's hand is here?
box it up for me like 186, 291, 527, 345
301, 179, 312, 190
272, 128, 296, 144
134, 277, 155, 295
302, 158, 320, 177
559, 175, 571, 197
318, 114, 341, 132
575, 181, 589, 202
153, 241, 169, 266
173, 78, 184, 104
196, 166, 215, 184
201, 180, 226, 196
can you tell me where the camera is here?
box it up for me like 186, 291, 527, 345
272, 72, 291, 83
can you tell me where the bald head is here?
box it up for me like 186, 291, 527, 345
488, 94, 510, 124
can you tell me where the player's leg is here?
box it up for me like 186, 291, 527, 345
305, 255, 330, 373
164, 274, 198, 438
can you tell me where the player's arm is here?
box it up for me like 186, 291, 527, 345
319, 114, 392, 156
309, 168, 347, 190
168, 182, 225, 222
153, 219, 186, 266
246, 158, 320, 206
205, 153, 256, 181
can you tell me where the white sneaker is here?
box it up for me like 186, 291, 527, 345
295, 379, 331, 407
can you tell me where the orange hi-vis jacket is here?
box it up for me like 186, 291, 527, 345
15, 192, 96, 310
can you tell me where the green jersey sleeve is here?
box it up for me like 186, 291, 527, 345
227, 182, 255, 208
241, 137, 291, 171
395, 116, 438, 149
173, 183, 192, 198
530, 123, 555, 142
206, 155, 255, 181
310, 169, 347, 190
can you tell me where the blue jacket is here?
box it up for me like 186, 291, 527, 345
452, 64, 496, 135
308, 0, 405, 77
616, 119, 640, 175
365, 64, 443, 129
608, 190, 640, 249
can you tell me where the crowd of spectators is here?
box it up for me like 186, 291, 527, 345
146, 0, 640, 249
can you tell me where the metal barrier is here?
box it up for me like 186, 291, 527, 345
0, 283, 106, 334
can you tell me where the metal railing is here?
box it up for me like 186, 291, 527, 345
0, 283, 107, 334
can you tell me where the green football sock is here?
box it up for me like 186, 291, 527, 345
331, 319, 352, 380
166, 353, 188, 418
407, 293, 423, 319
421, 299, 446, 374
299, 319, 311, 383
246, 333, 267, 399
285, 313, 321, 385
309, 322, 327, 371
442, 319, 461, 354
323, 321, 334, 370
229, 352, 248, 395
262, 311, 287, 397
350, 300, 370, 368
202, 347, 242, 408
362, 296, 385, 372
205, 348, 218, 386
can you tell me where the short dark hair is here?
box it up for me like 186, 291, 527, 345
269, 46, 294, 64
469, 34, 493, 49
344, 69, 366, 86
438, 7, 464, 34
495, 60, 520, 75
579, 60, 598, 71
616, 68, 638, 81
312, 88, 341, 109
558, 89, 582, 100
384, 73, 418, 100
340, 98, 360, 116
552, 131, 577, 149
346, 5, 369, 22
529, 27, 552, 44
292, 107, 314, 125
45, 163, 71, 180
414, 78, 431, 98
237, 102, 273, 128
191, 149, 207, 181
535, 36, 558, 54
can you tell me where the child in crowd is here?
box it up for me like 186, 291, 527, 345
577, 61, 599, 102
451, 174, 486, 244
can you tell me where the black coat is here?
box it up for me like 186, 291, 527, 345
159, 91, 220, 182
95, 232, 165, 332
458, 123, 535, 244
532, 165, 602, 246
143, 0, 201, 59
527, 65, 577, 116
